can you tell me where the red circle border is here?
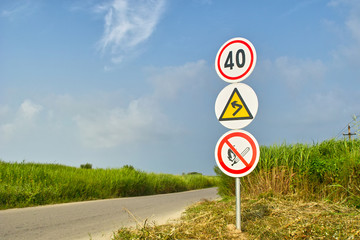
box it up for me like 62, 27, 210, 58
217, 40, 254, 81
217, 132, 257, 175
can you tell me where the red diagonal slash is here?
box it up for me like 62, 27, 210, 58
224, 140, 249, 167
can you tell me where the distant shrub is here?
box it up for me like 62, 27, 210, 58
122, 165, 135, 170
80, 163, 92, 169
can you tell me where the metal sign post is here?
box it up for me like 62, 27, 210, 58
236, 177, 241, 230
214, 129, 259, 231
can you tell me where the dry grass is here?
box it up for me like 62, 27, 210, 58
242, 167, 296, 196
243, 196, 360, 239
112, 195, 360, 240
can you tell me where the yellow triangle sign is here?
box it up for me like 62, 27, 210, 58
219, 88, 253, 121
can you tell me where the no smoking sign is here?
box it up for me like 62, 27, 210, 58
215, 130, 260, 178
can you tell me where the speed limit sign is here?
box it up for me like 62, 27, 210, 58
215, 37, 257, 83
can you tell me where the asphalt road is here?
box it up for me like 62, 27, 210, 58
0, 187, 218, 240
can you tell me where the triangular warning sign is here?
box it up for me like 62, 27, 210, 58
219, 88, 253, 121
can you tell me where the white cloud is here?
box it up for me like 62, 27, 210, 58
18, 99, 43, 120
281, 0, 317, 18
1, 0, 37, 20
299, 91, 345, 124
0, 105, 9, 118
328, 0, 360, 67
0, 100, 43, 141
328, 0, 360, 8
148, 60, 208, 99
347, 15, 360, 42
263, 56, 326, 91
0, 123, 16, 140
0, 60, 209, 150
96, 0, 166, 60
69, 0, 98, 12
288, 89, 360, 141
73, 60, 208, 149
74, 97, 172, 148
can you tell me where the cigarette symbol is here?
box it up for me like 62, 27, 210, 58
227, 147, 250, 166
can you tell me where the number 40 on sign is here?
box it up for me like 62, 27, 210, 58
215, 37, 257, 83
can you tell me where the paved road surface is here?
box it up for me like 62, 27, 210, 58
0, 187, 218, 240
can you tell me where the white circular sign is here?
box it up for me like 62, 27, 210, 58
215, 83, 258, 129
215, 37, 257, 83
215, 130, 260, 178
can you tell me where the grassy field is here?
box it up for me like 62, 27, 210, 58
0, 162, 217, 209
113, 139, 360, 239
216, 138, 360, 208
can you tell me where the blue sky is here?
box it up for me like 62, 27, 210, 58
1, 0, 360, 175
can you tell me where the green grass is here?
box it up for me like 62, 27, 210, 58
0, 162, 216, 209
216, 138, 360, 208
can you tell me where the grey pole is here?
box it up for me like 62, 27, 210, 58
235, 177, 241, 231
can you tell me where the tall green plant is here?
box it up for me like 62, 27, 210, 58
215, 139, 360, 207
